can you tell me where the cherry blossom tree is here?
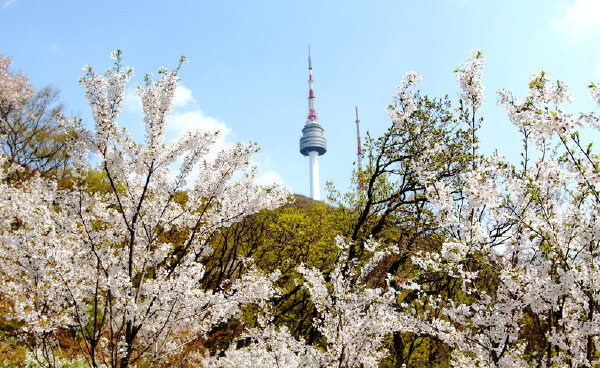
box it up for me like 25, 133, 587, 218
2, 85, 73, 182
0, 54, 34, 120
400, 51, 600, 367
316, 49, 600, 367
0, 51, 288, 368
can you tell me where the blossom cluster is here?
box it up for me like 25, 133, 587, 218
456, 49, 485, 111
0, 55, 34, 110
498, 71, 576, 145
387, 71, 422, 128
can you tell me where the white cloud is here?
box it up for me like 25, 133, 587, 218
123, 87, 142, 113
251, 157, 287, 188
168, 110, 232, 157
168, 110, 230, 137
554, 0, 600, 42
122, 83, 229, 152
173, 84, 195, 108
2, 0, 16, 9
167, 110, 287, 190
255, 170, 284, 186
121, 84, 229, 155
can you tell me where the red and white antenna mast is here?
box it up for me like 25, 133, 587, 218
308, 45, 317, 120
355, 106, 366, 190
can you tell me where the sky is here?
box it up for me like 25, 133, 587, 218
2, 0, 600, 199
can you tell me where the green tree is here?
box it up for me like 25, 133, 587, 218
330, 93, 471, 256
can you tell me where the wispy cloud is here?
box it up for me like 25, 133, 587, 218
554, 0, 600, 42
169, 85, 230, 157
2, 0, 17, 9
124, 84, 231, 154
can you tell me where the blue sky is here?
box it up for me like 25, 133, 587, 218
2, 0, 600, 198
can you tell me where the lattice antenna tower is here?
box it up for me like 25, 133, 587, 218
355, 106, 367, 190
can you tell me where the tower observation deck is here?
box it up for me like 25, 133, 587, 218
299, 47, 326, 200
299, 122, 327, 156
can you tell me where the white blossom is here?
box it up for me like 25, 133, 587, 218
456, 49, 485, 111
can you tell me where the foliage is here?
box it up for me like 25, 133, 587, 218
2, 86, 73, 182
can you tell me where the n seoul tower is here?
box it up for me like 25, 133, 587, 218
299, 47, 327, 200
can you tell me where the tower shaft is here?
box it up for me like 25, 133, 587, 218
308, 151, 320, 200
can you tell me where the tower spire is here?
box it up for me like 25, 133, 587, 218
299, 47, 327, 200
